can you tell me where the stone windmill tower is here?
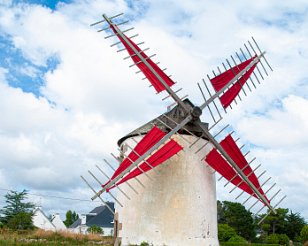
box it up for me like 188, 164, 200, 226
82, 13, 286, 246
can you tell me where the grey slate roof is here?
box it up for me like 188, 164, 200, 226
69, 218, 81, 228
89, 205, 106, 214
69, 202, 114, 228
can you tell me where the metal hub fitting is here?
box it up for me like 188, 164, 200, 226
191, 106, 202, 120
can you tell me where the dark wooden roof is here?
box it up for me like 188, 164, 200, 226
118, 99, 208, 146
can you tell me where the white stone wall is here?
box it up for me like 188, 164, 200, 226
115, 135, 219, 246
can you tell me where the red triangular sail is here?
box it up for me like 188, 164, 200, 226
107, 139, 182, 191
220, 135, 268, 200
103, 126, 182, 191
206, 149, 256, 198
205, 134, 269, 204
210, 56, 258, 108
219, 64, 257, 108
106, 126, 165, 182
110, 25, 175, 93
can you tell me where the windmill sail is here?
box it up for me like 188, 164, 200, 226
86, 13, 282, 218
103, 126, 183, 191
210, 55, 259, 108
107, 139, 182, 191
205, 134, 269, 204
109, 25, 175, 93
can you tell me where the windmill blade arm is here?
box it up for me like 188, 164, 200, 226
196, 121, 276, 214
91, 114, 193, 200
102, 14, 189, 112
200, 52, 265, 111
110, 139, 183, 189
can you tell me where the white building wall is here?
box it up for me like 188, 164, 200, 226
69, 226, 113, 236
80, 214, 87, 225
116, 135, 219, 246
32, 208, 56, 231
103, 227, 114, 236
52, 214, 67, 231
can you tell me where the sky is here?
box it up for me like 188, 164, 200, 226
0, 0, 307, 221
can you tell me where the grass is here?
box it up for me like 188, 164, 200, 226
0, 228, 114, 245
220, 243, 280, 246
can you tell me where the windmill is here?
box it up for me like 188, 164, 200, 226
81, 13, 286, 246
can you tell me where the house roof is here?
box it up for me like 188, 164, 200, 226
89, 205, 106, 214
51, 214, 67, 230
69, 218, 81, 228
69, 202, 114, 229
33, 207, 56, 230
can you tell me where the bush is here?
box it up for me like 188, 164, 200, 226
140, 242, 150, 246
293, 242, 303, 246
278, 234, 290, 246
301, 225, 308, 243
87, 225, 103, 235
219, 242, 247, 246
265, 233, 290, 245
266, 234, 279, 244
221, 243, 279, 246
219, 224, 237, 242
228, 235, 247, 243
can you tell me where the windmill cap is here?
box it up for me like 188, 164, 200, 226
117, 99, 209, 146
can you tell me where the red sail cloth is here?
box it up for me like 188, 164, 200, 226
205, 134, 269, 204
110, 25, 175, 93
106, 126, 166, 185
210, 56, 258, 108
103, 126, 182, 191
220, 135, 268, 200
210, 56, 255, 91
107, 139, 182, 191
206, 149, 257, 199
219, 64, 257, 108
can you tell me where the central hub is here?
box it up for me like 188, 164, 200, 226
191, 106, 202, 120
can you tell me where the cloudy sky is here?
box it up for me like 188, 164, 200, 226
0, 0, 307, 221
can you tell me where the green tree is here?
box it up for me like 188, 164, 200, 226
221, 201, 255, 241
285, 211, 306, 240
258, 208, 306, 241
7, 212, 34, 230
0, 190, 34, 229
218, 223, 237, 242
63, 210, 79, 227
259, 208, 289, 235
217, 200, 225, 223
300, 225, 308, 243
87, 225, 103, 234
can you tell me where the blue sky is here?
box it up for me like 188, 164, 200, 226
12, 0, 72, 9
0, 0, 308, 221
0, 34, 59, 95
0, 0, 65, 96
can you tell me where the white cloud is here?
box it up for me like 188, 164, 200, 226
0, 0, 307, 220
237, 95, 308, 148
